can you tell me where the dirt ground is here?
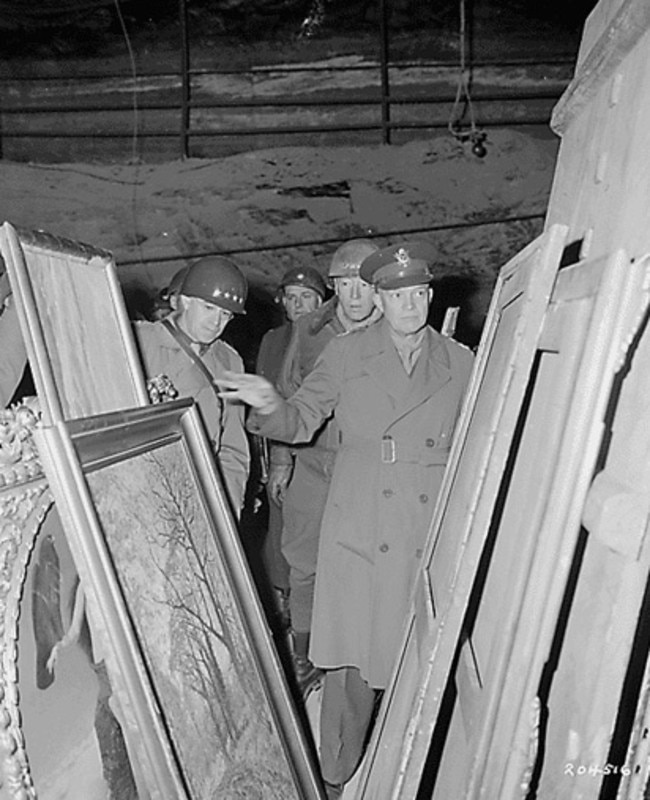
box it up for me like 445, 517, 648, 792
0, 126, 559, 357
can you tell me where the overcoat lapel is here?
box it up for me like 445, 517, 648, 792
393, 330, 452, 422
361, 321, 452, 427
360, 320, 406, 404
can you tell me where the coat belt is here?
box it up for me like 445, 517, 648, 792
340, 434, 450, 465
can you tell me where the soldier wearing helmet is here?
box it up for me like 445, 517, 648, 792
220, 240, 474, 795
134, 255, 250, 516
276, 265, 327, 322
254, 265, 327, 629
327, 238, 381, 325
261, 239, 382, 694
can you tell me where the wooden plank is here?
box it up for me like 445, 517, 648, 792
552, 0, 650, 134
537, 268, 650, 799
0, 222, 148, 423
578, 0, 628, 67
463, 252, 650, 799
355, 224, 568, 800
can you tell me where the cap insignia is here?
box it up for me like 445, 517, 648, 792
394, 247, 410, 267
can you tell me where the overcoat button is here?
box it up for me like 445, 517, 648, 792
425, 438, 435, 447
383, 488, 393, 498
419, 494, 429, 503
379, 543, 389, 553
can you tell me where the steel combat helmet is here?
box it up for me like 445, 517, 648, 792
166, 265, 191, 299
278, 265, 327, 299
180, 256, 248, 314
328, 239, 379, 279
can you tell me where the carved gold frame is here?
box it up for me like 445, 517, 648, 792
0, 414, 51, 799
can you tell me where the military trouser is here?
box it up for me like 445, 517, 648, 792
319, 667, 377, 785
262, 484, 290, 592
281, 445, 335, 633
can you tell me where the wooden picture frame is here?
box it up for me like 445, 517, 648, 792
356, 223, 568, 798
36, 399, 324, 799
359, 245, 650, 798
0, 221, 148, 423
451, 251, 650, 799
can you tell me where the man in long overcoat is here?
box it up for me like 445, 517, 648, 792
274, 239, 381, 690
219, 241, 474, 796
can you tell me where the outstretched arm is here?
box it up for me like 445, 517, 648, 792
221, 335, 343, 446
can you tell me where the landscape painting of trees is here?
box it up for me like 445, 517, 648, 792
36, 400, 322, 799
86, 441, 294, 797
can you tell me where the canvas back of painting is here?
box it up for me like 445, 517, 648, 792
0, 221, 147, 423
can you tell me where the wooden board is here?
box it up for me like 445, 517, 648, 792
0, 222, 147, 422
433, 251, 649, 798
355, 224, 568, 799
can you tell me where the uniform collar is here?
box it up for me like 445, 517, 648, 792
361, 319, 452, 421
164, 316, 213, 357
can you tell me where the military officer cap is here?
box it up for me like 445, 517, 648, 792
360, 240, 437, 290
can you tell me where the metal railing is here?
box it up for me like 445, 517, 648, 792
0, 59, 573, 162
0, 0, 575, 163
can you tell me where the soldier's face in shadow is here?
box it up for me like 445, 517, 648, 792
282, 285, 322, 323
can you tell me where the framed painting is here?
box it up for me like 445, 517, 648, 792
35, 398, 324, 799
355, 223, 569, 798
0, 221, 148, 423
0, 399, 136, 800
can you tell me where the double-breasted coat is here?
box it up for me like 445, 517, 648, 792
249, 318, 473, 688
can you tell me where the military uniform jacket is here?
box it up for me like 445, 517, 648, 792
135, 319, 250, 514
255, 322, 294, 471
279, 297, 343, 396
271, 297, 346, 470
248, 318, 474, 688
256, 322, 293, 387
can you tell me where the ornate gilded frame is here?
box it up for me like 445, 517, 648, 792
0, 418, 51, 799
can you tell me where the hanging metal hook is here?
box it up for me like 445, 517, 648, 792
448, 0, 487, 157
298, 0, 326, 39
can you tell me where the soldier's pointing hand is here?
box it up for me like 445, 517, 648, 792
217, 370, 282, 414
